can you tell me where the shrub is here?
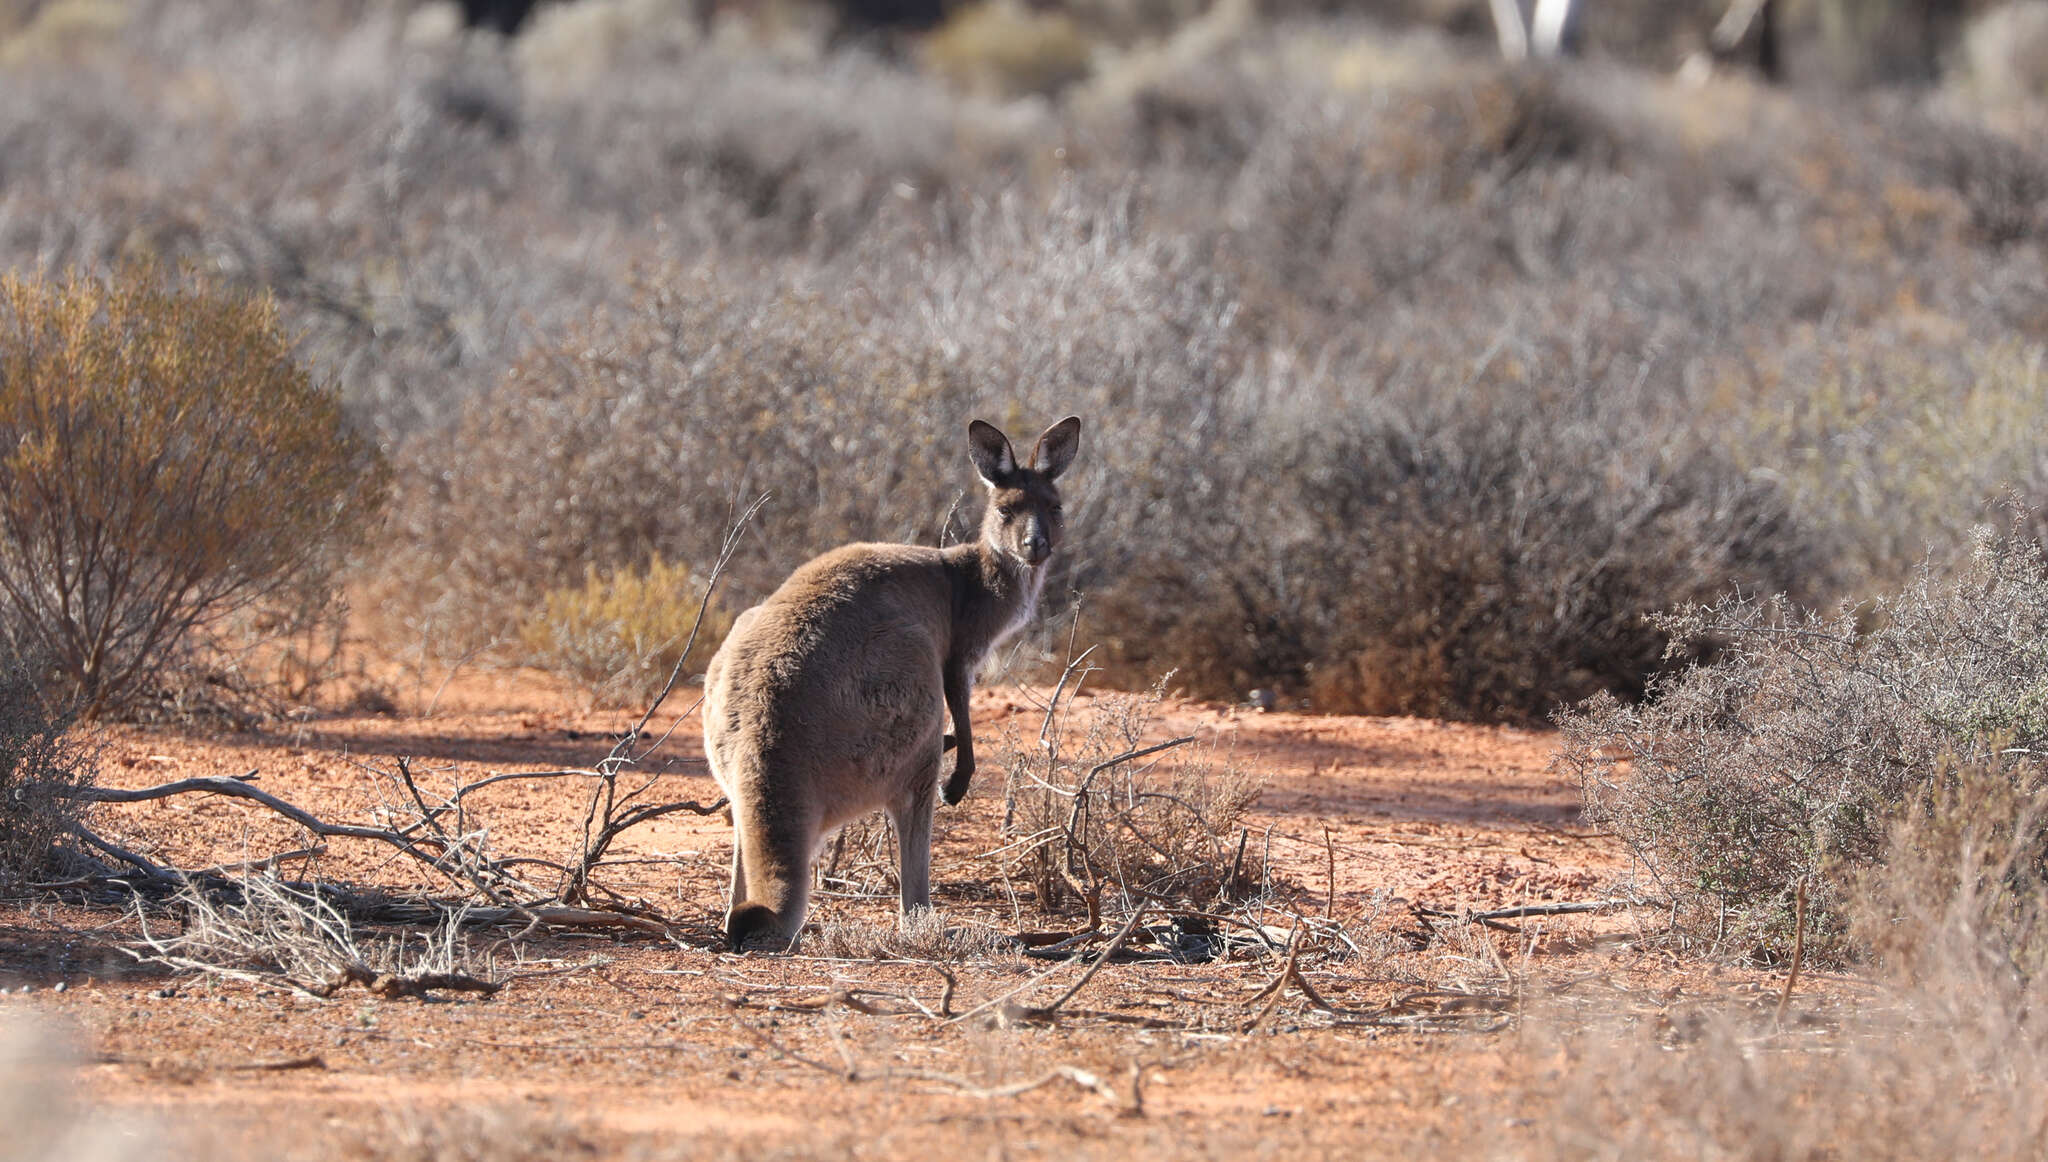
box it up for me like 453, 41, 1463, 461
1098, 375, 1817, 721
0, 651, 92, 888
992, 677, 1262, 913
0, 269, 388, 716
923, 1, 1093, 99
386, 197, 1262, 664
517, 556, 733, 707
1473, 760, 2048, 1162
1557, 522, 2048, 959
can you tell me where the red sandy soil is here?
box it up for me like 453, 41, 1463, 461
0, 671, 1819, 1161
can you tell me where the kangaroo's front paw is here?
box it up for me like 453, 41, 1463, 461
942, 763, 973, 806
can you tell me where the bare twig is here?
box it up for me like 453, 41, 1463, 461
1775, 881, 1808, 1030
1037, 645, 1100, 754
1243, 926, 1304, 1034
1324, 824, 1337, 917
1038, 904, 1153, 1015
949, 905, 1152, 1027
902, 1064, 1125, 1106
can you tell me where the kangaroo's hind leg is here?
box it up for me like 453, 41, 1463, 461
889, 753, 941, 915
726, 832, 747, 919
725, 788, 818, 952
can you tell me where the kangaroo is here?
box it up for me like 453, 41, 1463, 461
702, 416, 1082, 951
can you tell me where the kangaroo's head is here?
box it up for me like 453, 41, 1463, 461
967, 416, 1081, 569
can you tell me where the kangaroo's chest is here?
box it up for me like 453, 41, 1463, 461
991, 565, 1047, 653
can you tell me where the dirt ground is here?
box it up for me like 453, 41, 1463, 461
0, 671, 1810, 1161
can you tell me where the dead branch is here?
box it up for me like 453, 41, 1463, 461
224, 1055, 328, 1072
1037, 645, 1100, 754
1243, 927, 1304, 1034
1470, 899, 1659, 921
65, 821, 171, 879
309, 963, 502, 1000
61, 773, 483, 892
1323, 824, 1338, 917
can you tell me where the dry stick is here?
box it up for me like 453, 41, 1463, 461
902, 1065, 1124, 1105
222, 1055, 328, 1073
1468, 899, 1659, 921
65, 820, 170, 879
1243, 927, 1304, 1034
1036, 905, 1153, 1015
948, 905, 1151, 1026
310, 964, 503, 1001
1323, 823, 1337, 917
60, 774, 487, 898
98, 1053, 329, 1073
1774, 882, 1808, 1030
1037, 645, 1100, 754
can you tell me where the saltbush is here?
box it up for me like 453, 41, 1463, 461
0, 270, 387, 716
1558, 523, 2048, 958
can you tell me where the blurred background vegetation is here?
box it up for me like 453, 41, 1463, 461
4, 0, 2048, 719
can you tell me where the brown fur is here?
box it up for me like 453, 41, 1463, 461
703, 416, 1081, 951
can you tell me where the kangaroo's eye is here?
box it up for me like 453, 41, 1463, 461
1050, 504, 1064, 516
998, 505, 1019, 519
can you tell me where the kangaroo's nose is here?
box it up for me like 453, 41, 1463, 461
1024, 534, 1050, 563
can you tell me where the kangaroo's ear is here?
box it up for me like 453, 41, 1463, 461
1031, 416, 1081, 481
967, 420, 1018, 485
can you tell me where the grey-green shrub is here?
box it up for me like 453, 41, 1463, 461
1558, 522, 2048, 958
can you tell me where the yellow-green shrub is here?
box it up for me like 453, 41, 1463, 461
519, 556, 733, 708
924, 1, 1092, 99
0, 269, 387, 717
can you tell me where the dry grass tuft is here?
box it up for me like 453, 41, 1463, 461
1480, 760, 2048, 1161
810, 909, 1012, 962
131, 873, 492, 998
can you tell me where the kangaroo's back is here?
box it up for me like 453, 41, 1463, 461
703, 416, 1082, 951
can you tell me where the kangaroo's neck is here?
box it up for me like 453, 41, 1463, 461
946, 540, 1045, 661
